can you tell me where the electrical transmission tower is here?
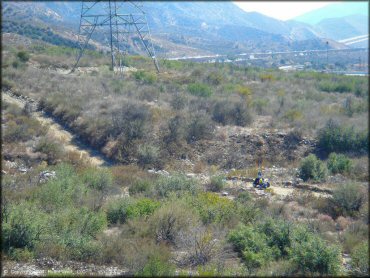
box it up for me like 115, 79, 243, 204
71, 0, 159, 73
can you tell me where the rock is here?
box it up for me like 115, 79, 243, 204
147, 169, 156, 174
186, 173, 196, 178
18, 166, 28, 173
39, 171, 56, 183
158, 170, 170, 176
5, 160, 18, 169
283, 181, 293, 186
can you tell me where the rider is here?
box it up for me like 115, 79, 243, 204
253, 171, 264, 188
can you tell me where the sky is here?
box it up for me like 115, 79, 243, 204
234, 1, 336, 21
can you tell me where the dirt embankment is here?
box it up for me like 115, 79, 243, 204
192, 117, 316, 169
2, 91, 110, 167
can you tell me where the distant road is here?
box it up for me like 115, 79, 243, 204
167, 47, 369, 61
339, 35, 369, 45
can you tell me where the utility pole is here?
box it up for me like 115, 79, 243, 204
71, 0, 159, 73
326, 41, 329, 66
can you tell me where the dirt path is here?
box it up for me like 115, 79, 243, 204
2, 92, 110, 167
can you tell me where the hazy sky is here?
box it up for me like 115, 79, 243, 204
234, 1, 336, 20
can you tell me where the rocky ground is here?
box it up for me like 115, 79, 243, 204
2, 258, 127, 277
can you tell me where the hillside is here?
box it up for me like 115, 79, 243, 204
2, 1, 347, 56
1, 3, 369, 277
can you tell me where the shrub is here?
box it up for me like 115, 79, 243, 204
165, 115, 186, 143
154, 174, 200, 198
129, 180, 152, 196
212, 100, 252, 126
187, 83, 212, 97
126, 198, 161, 219
170, 93, 187, 110
351, 241, 369, 276
35, 138, 64, 165
228, 224, 277, 272
111, 102, 150, 142
206, 71, 223, 85
81, 167, 113, 191
17, 51, 30, 62
317, 119, 368, 154
133, 70, 157, 84
106, 198, 160, 225
209, 175, 226, 192
186, 114, 214, 143
288, 226, 341, 275
191, 192, 235, 225
149, 202, 199, 245
332, 183, 365, 217
299, 154, 327, 182
106, 198, 134, 224
137, 144, 160, 168
2, 203, 45, 251
136, 255, 176, 277
327, 153, 352, 174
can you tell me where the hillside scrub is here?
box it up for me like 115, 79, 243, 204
299, 154, 327, 182
2, 41, 369, 275
3, 44, 368, 168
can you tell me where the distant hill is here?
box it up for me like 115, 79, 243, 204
294, 2, 368, 25
2, 1, 350, 56
314, 14, 368, 41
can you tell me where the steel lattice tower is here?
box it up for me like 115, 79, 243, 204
71, 0, 159, 73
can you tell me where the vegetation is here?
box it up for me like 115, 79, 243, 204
1, 40, 368, 276
299, 154, 327, 182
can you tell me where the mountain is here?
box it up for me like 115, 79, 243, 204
2, 1, 349, 56
293, 2, 369, 25
314, 14, 368, 41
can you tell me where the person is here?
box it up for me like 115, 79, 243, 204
253, 171, 264, 188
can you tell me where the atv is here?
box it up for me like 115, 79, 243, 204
253, 178, 270, 190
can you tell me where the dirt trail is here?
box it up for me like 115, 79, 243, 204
2, 92, 110, 167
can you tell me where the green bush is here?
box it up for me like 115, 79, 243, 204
351, 241, 369, 276
154, 174, 200, 198
129, 180, 152, 196
136, 255, 176, 277
299, 154, 327, 182
106, 198, 160, 225
81, 167, 113, 191
332, 183, 365, 217
17, 51, 30, 62
318, 120, 368, 154
126, 198, 161, 219
191, 192, 235, 225
187, 83, 213, 97
2, 203, 45, 251
133, 70, 157, 84
327, 153, 352, 174
106, 198, 134, 224
209, 175, 226, 192
228, 224, 278, 272
288, 226, 341, 275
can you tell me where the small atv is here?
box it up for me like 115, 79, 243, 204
253, 178, 270, 190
